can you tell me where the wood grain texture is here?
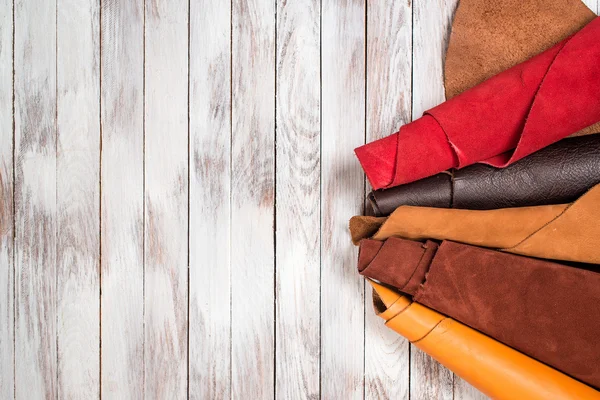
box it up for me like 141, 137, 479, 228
364, 1, 412, 398
231, 0, 275, 397
144, 0, 189, 397
320, 1, 365, 398
56, 0, 100, 397
0, 0, 14, 397
14, 0, 57, 397
582, 0, 599, 14
412, 0, 486, 398
454, 377, 489, 400
188, 0, 231, 398
275, 0, 320, 398
100, 0, 145, 397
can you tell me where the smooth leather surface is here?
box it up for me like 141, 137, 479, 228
362, 239, 600, 388
351, 183, 600, 264
355, 17, 600, 190
369, 281, 600, 400
369, 173, 452, 216
368, 134, 600, 216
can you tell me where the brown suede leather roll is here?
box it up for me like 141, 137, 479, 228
444, 0, 596, 98
359, 237, 600, 388
368, 134, 600, 216
351, 183, 600, 264
444, 0, 600, 135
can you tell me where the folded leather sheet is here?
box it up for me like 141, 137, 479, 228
350, 184, 600, 264
444, 0, 596, 99
360, 239, 600, 388
355, 17, 600, 190
368, 280, 600, 399
368, 134, 600, 216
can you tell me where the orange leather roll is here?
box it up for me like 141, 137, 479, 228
369, 280, 600, 400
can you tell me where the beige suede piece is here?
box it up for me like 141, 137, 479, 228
444, 0, 600, 135
444, 0, 597, 99
349, 184, 600, 264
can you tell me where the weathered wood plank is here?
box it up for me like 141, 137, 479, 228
14, 0, 57, 397
321, 1, 365, 398
275, 0, 320, 398
231, 0, 276, 397
144, 0, 189, 397
364, 1, 412, 398
56, 0, 100, 397
0, 0, 14, 397
188, 0, 231, 398
100, 0, 145, 397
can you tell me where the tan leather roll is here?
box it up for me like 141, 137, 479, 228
369, 280, 600, 400
350, 184, 600, 264
444, 0, 600, 135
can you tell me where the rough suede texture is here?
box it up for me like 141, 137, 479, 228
350, 183, 600, 264
444, 0, 596, 99
361, 238, 600, 389
358, 238, 438, 295
355, 17, 600, 190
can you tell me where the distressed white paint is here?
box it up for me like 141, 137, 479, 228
231, 0, 276, 398
14, 0, 57, 397
188, 0, 231, 398
56, 0, 100, 397
144, 0, 189, 397
582, 0, 599, 14
364, 1, 412, 398
0, 0, 13, 397
100, 0, 145, 397
321, 1, 366, 399
275, 0, 321, 398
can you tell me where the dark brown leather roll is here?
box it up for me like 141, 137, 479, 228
358, 237, 600, 389
368, 133, 600, 216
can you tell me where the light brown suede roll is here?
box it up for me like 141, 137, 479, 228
445, 0, 600, 135
350, 184, 600, 264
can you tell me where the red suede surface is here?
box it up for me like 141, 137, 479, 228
356, 17, 600, 190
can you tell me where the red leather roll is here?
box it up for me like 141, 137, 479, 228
355, 17, 600, 190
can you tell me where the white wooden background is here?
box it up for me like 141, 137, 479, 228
0, 0, 598, 399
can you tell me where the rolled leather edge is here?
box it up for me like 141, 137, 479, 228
369, 280, 600, 400
358, 238, 438, 295
368, 134, 600, 216
369, 173, 452, 216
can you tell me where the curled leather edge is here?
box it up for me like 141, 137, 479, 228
368, 280, 600, 400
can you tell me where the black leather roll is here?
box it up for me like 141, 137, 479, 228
368, 133, 600, 216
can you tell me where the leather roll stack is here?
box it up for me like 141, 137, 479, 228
368, 134, 600, 216
360, 238, 600, 388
